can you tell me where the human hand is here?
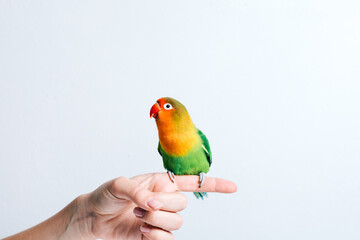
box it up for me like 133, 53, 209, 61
62, 173, 237, 240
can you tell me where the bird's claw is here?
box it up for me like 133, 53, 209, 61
199, 172, 206, 188
167, 170, 175, 183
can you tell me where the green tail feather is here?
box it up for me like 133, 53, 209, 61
193, 192, 208, 200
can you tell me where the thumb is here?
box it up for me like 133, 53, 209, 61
107, 176, 163, 211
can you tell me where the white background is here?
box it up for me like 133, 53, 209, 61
1, 1, 360, 239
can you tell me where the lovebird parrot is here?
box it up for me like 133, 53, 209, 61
150, 97, 212, 199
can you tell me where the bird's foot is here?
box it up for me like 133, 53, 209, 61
199, 172, 206, 188
167, 170, 175, 183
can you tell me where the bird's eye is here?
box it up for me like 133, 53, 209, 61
163, 103, 173, 110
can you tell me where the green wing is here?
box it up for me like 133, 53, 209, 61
197, 129, 212, 167
157, 142, 163, 156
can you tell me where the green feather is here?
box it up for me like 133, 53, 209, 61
193, 192, 208, 200
197, 129, 212, 167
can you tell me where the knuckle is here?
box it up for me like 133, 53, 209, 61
132, 187, 146, 201
107, 177, 129, 198
174, 214, 183, 230
144, 211, 157, 223
151, 172, 160, 181
179, 194, 188, 210
114, 176, 127, 187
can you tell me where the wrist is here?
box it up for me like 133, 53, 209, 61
59, 194, 96, 240
3, 195, 93, 240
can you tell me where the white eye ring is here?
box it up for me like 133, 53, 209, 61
163, 103, 173, 110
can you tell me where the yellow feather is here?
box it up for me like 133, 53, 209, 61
158, 127, 200, 156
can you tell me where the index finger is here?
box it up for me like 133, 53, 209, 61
174, 175, 237, 193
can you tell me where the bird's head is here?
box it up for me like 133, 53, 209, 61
150, 97, 189, 124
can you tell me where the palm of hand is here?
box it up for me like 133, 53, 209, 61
88, 173, 179, 240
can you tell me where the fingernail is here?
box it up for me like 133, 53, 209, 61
140, 225, 151, 233
133, 207, 145, 218
146, 198, 163, 210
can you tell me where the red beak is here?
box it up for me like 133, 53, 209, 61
150, 102, 161, 118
